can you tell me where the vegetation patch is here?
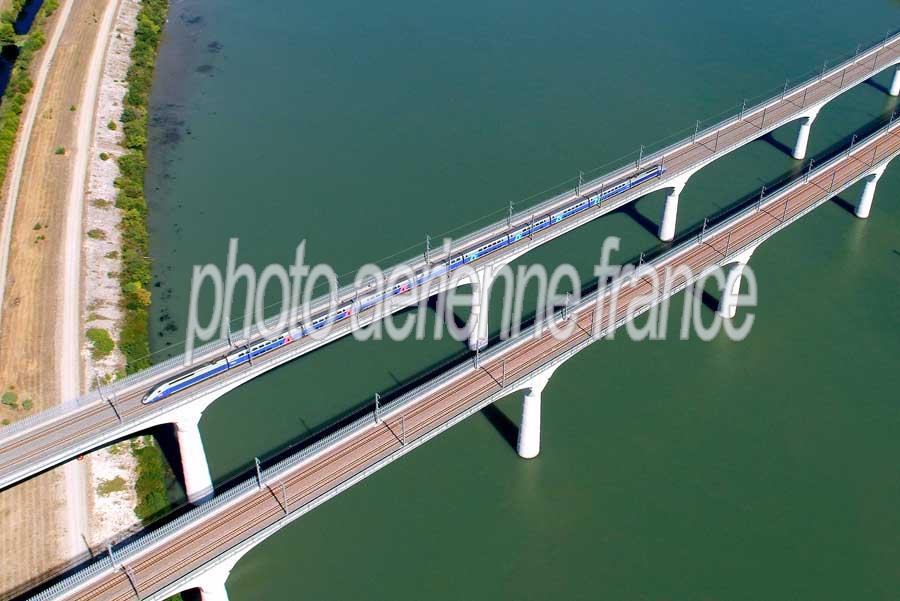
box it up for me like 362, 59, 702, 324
1, 389, 17, 409
86, 327, 115, 359
131, 437, 174, 523
116, 11, 184, 601
99, 151, 109, 160
0, 0, 59, 196
97, 476, 127, 496
115, 0, 168, 373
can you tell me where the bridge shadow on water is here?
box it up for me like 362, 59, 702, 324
21, 109, 900, 600
618, 201, 660, 237
760, 131, 795, 157
649, 109, 893, 242
830, 194, 858, 216
480, 404, 519, 448
865, 77, 891, 96
154, 106, 898, 521
625, 105, 895, 240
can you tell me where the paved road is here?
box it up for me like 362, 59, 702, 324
33, 120, 900, 601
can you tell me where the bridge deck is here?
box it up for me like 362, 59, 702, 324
2, 36, 899, 492
32, 119, 900, 601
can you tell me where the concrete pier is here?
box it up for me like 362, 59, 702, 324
468, 268, 492, 351
185, 555, 240, 601
199, 579, 230, 601
856, 164, 886, 219
717, 246, 758, 319
174, 412, 214, 504
659, 182, 686, 242
792, 108, 821, 160
516, 369, 555, 459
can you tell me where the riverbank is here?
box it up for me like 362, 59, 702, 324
116, 0, 166, 373
113, 0, 176, 535
0, 0, 59, 336
81, 0, 178, 559
80, 0, 143, 551
0, 0, 58, 224
111, 3, 181, 599
0, 0, 54, 193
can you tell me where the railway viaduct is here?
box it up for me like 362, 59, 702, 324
22, 112, 900, 601
3, 35, 900, 598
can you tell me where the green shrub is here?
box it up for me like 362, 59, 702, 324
97, 476, 127, 496
132, 437, 173, 523
0, 22, 15, 45
86, 327, 115, 359
21, 399, 33, 411
115, 0, 168, 374
107, 120, 117, 130
1, 390, 17, 409
0, 0, 58, 198
99, 152, 109, 161
54, 146, 64, 155
87, 228, 106, 240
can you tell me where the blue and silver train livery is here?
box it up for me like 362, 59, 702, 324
142, 164, 665, 404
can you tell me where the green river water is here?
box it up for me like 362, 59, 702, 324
144, 1, 900, 599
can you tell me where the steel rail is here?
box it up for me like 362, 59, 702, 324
26, 117, 900, 601
3, 31, 899, 461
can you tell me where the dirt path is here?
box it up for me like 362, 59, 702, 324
59, 0, 121, 562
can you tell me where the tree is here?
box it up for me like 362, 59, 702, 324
0, 22, 16, 46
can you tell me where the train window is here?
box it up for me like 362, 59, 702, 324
171, 371, 197, 385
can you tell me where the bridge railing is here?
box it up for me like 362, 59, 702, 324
370, 27, 900, 264
4, 28, 900, 449
151, 25, 900, 356
0, 333, 235, 440
26, 116, 900, 601
159, 24, 900, 354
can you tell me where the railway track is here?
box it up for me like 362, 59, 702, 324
34, 122, 900, 601
3, 35, 900, 495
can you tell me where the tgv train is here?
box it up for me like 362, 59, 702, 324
142, 164, 665, 404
